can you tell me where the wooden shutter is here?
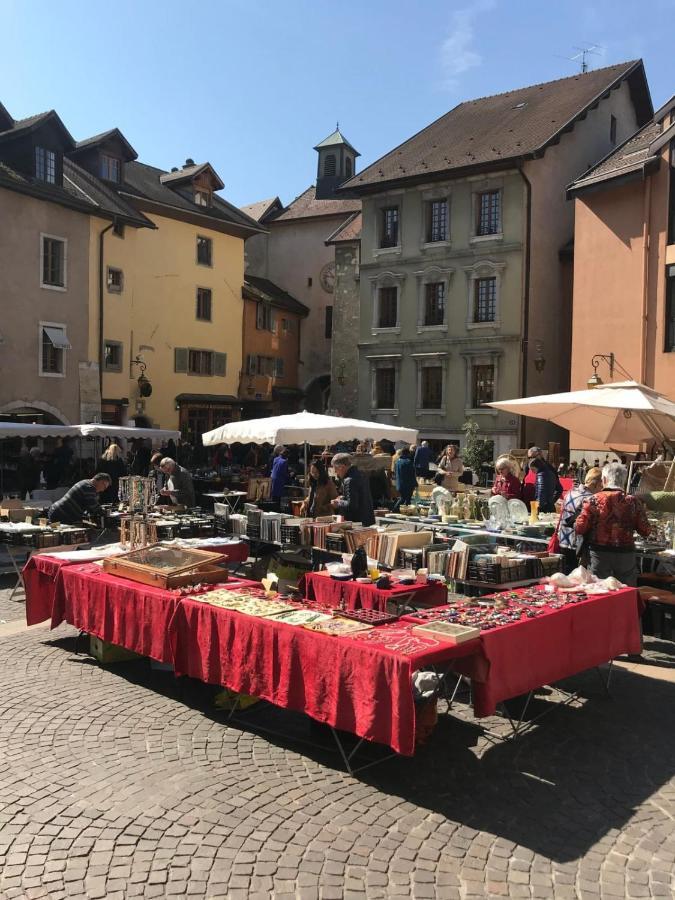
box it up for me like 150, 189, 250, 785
270, 308, 276, 333
174, 347, 188, 373
275, 358, 284, 378
214, 352, 227, 376
256, 303, 264, 330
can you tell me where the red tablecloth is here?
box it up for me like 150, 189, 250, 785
23, 541, 249, 626
52, 565, 260, 663
303, 571, 447, 612
171, 600, 478, 756
442, 588, 641, 716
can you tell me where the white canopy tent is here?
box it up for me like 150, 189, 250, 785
201, 411, 418, 447
0, 422, 180, 441
487, 381, 675, 447
0, 423, 80, 439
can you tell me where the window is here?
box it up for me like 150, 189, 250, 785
610, 115, 617, 146
424, 283, 445, 326
176, 348, 225, 375
476, 190, 501, 236
377, 286, 398, 328
41, 235, 66, 289
104, 341, 123, 372
188, 350, 214, 375
196, 287, 212, 321
39, 324, 70, 376
307, 276, 313, 287
107, 267, 123, 292
194, 189, 211, 207
35, 147, 56, 184
325, 305, 333, 339
324, 154, 336, 177
113, 221, 125, 238
281, 318, 293, 335
666, 267, 675, 352
256, 302, 275, 332
380, 206, 399, 248
345, 157, 353, 178
247, 355, 274, 376
472, 364, 495, 407
474, 277, 496, 322
426, 199, 448, 242
375, 367, 396, 409
100, 154, 121, 182
274, 358, 285, 378
421, 366, 443, 410
197, 235, 212, 266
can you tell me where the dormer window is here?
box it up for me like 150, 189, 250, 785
194, 189, 211, 207
35, 147, 56, 184
100, 154, 121, 183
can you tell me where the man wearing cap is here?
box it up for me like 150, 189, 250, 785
330, 453, 375, 526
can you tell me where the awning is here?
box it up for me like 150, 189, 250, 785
43, 326, 71, 350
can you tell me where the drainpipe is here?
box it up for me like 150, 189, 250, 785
517, 164, 533, 447
98, 220, 115, 400
640, 174, 652, 384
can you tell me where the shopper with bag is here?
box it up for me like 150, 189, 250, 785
550, 466, 602, 572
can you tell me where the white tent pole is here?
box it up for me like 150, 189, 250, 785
304, 441, 309, 488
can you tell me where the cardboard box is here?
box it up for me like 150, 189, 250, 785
89, 636, 142, 664
0, 501, 45, 522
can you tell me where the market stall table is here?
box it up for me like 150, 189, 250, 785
302, 570, 448, 613
170, 597, 480, 759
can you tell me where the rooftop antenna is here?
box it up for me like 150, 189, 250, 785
556, 43, 603, 73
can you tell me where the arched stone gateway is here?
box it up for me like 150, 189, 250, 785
0, 401, 71, 424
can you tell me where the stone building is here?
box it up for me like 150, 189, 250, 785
336, 61, 652, 454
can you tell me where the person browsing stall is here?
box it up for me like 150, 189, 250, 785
438, 444, 464, 479
270, 445, 290, 504
491, 456, 522, 500
556, 466, 603, 572
48, 474, 111, 524
574, 462, 651, 586
330, 453, 375, 526
394, 447, 417, 507
529, 456, 558, 513
98, 443, 127, 504
149, 452, 165, 495
159, 458, 195, 507
301, 460, 338, 517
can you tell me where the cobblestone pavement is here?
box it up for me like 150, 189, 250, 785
1, 588, 674, 899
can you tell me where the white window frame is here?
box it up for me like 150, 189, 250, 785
460, 349, 502, 416
414, 266, 454, 332
367, 354, 401, 415
40, 233, 68, 292
38, 321, 69, 378
103, 339, 124, 372
370, 271, 405, 335
470, 183, 504, 245
463, 259, 505, 330
106, 266, 124, 293
413, 352, 448, 415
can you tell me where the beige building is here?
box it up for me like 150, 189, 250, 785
242, 129, 361, 411
337, 61, 652, 455
567, 94, 675, 454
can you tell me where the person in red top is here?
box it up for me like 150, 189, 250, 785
491, 456, 522, 500
575, 462, 651, 586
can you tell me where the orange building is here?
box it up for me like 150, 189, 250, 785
239, 275, 308, 417
567, 95, 675, 454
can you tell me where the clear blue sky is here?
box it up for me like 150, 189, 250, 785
3, 0, 673, 208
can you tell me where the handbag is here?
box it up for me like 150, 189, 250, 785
547, 512, 562, 553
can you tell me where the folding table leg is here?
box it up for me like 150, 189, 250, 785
7, 551, 26, 603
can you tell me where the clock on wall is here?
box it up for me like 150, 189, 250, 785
319, 261, 336, 294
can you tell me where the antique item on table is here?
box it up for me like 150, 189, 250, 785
412, 621, 480, 644
375, 574, 392, 590
303, 617, 373, 636
102, 543, 226, 588
269, 608, 333, 626
231, 596, 297, 618
339, 608, 399, 626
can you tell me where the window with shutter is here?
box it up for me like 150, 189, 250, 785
256, 303, 264, 330
214, 352, 227, 376
174, 347, 188, 373
274, 358, 284, 378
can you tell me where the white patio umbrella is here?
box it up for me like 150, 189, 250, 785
487, 381, 675, 446
202, 411, 418, 447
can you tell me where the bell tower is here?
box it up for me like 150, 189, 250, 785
314, 125, 360, 200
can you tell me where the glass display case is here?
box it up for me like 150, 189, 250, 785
102, 543, 227, 588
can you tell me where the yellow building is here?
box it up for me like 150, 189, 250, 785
72, 129, 264, 440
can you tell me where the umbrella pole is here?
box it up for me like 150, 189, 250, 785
304, 441, 309, 488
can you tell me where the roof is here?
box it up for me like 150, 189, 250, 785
341, 61, 652, 193
240, 196, 282, 223
270, 185, 360, 223
159, 162, 224, 191
73, 127, 138, 161
314, 127, 360, 157
325, 211, 362, 244
243, 274, 309, 317
0, 109, 76, 149
567, 119, 664, 195
119, 160, 264, 235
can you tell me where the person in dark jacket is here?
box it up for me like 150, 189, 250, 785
413, 441, 432, 479
48, 474, 111, 524
330, 453, 375, 525
529, 457, 557, 513
98, 443, 127, 503
394, 447, 417, 506
270, 446, 290, 502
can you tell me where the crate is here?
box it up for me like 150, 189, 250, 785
325, 533, 346, 554
467, 561, 530, 584
90, 636, 142, 664
281, 524, 301, 545
649, 602, 675, 641
246, 524, 261, 541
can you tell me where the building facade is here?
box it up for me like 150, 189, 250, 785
567, 95, 675, 454
242, 129, 361, 412
338, 61, 651, 455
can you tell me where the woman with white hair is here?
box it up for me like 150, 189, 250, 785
491, 456, 522, 500
98, 443, 127, 503
575, 462, 651, 585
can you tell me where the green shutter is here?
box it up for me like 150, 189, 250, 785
214, 352, 227, 376
174, 347, 188, 373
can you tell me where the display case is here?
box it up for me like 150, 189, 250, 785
102, 543, 227, 588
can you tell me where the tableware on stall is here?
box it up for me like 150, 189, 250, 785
507, 499, 529, 524
529, 500, 540, 523
416, 568, 429, 585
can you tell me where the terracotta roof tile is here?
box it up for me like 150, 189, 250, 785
271, 185, 360, 222
568, 119, 663, 192
240, 197, 282, 223
325, 211, 362, 244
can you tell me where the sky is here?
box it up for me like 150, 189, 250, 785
2, 0, 674, 208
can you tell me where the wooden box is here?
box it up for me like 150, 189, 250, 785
102, 543, 227, 588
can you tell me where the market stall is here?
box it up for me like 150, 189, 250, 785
302, 570, 447, 613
